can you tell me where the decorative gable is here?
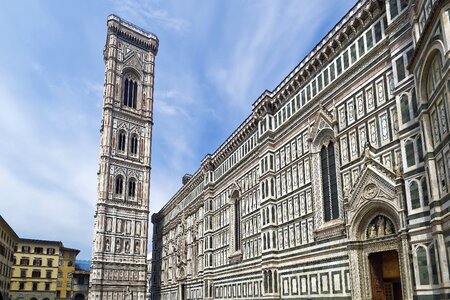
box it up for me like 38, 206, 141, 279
123, 50, 143, 71
345, 147, 403, 241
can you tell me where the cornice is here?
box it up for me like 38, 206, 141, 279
252, 0, 384, 113
209, 115, 259, 168
107, 15, 159, 55
157, 171, 205, 220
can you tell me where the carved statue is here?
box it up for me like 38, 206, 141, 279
117, 219, 122, 233
385, 220, 393, 235
106, 218, 112, 232
136, 221, 141, 236
134, 240, 140, 254
368, 224, 377, 239
377, 216, 385, 237
126, 221, 131, 234
367, 215, 395, 239
125, 240, 130, 253
115, 238, 122, 252
105, 238, 111, 251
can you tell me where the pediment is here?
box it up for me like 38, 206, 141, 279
309, 104, 336, 146
347, 156, 398, 214
123, 51, 143, 71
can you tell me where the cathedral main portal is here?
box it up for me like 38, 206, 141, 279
369, 250, 402, 300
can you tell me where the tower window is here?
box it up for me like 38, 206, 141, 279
115, 176, 124, 195
130, 134, 139, 155
123, 77, 138, 109
321, 141, 339, 222
118, 131, 126, 152
128, 179, 136, 198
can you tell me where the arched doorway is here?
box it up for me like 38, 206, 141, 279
74, 294, 85, 300
345, 162, 413, 299
365, 215, 402, 300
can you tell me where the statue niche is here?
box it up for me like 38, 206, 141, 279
366, 215, 395, 239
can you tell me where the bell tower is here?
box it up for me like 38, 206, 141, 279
89, 15, 158, 300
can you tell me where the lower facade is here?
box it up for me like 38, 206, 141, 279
10, 291, 57, 300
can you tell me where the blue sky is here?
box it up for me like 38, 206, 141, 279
0, 0, 355, 259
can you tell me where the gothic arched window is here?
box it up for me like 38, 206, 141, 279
123, 76, 138, 109
130, 134, 139, 155
118, 131, 126, 152
234, 198, 241, 251
429, 244, 439, 284
417, 246, 429, 285
128, 178, 136, 198
115, 176, 124, 195
410, 181, 420, 209
400, 94, 410, 124
421, 178, 429, 206
321, 141, 339, 222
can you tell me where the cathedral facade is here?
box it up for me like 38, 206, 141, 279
151, 0, 450, 299
89, 15, 158, 300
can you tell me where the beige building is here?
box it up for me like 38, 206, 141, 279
0, 216, 19, 300
56, 247, 79, 300
150, 0, 450, 299
10, 240, 79, 300
11, 239, 61, 300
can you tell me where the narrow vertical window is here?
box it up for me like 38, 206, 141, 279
389, 0, 399, 20
128, 179, 136, 197
410, 181, 420, 209
421, 179, 429, 205
133, 81, 138, 108
118, 131, 126, 152
429, 244, 439, 284
400, 95, 410, 123
417, 247, 429, 285
321, 146, 331, 221
417, 136, 424, 162
124, 79, 129, 106
123, 75, 139, 108
374, 22, 382, 42
130, 135, 138, 155
405, 140, 415, 167
396, 56, 406, 82
115, 176, 123, 195
321, 141, 339, 222
411, 89, 418, 117
235, 199, 241, 251
328, 143, 339, 219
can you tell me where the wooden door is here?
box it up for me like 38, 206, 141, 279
369, 253, 386, 300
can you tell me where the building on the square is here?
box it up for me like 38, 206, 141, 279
150, 0, 450, 299
88, 14, 158, 300
0, 216, 19, 300
56, 247, 79, 300
10, 240, 79, 300
10, 239, 62, 300
73, 261, 90, 300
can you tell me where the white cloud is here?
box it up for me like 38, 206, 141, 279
111, 0, 189, 32
0, 71, 99, 258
